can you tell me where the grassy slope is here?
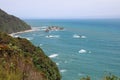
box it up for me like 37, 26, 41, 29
0, 32, 61, 80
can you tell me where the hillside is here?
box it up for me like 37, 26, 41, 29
0, 9, 61, 80
0, 32, 61, 80
0, 9, 31, 34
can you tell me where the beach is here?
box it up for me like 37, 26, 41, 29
9, 27, 38, 37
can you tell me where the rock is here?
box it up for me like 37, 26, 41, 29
45, 26, 64, 32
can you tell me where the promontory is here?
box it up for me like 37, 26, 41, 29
0, 9, 61, 80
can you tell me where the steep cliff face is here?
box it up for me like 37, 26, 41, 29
0, 9, 31, 34
0, 32, 61, 80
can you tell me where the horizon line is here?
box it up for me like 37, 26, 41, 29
21, 18, 120, 20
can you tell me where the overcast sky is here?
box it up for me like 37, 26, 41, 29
0, 0, 120, 19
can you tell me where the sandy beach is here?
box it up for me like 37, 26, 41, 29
9, 27, 36, 37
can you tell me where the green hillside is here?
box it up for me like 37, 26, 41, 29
0, 32, 61, 80
0, 9, 31, 34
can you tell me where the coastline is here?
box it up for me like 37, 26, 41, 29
9, 28, 35, 37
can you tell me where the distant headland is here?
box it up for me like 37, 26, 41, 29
0, 9, 31, 34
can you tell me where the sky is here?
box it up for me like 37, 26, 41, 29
0, 0, 120, 19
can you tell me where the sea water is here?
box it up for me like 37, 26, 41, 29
16, 19, 120, 80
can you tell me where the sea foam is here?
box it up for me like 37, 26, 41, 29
45, 35, 60, 38
56, 63, 59, 65
79, 49, 87, 53
81, 35, 87, 38
26, 37, 33, 40
60, 69, 67, 73
39, 44, 43, 46
73, 34, 86, 39
49, 54, 59, 58
73, 34, 81, 38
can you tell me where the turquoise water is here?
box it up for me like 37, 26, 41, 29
17, 19, 120, 80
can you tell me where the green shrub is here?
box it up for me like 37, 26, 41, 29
104, 74, 120, 80
80, 76, 91, 80
0, 32, 61, 80
80, 74, 120, 80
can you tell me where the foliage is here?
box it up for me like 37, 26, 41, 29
80, 74, 120, 80
0, 9, 31, 34
104, 74, 120, 80
0, 32, 61, 80
80, 76, 91, 80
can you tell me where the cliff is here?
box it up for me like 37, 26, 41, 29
0, 9, 31, 34
0, 32, 61, 80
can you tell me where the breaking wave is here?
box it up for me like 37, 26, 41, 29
73, 34, 87, 39
49, 54, 59, 58
45, 35, 60, 38
79, 49, 87, 53
60, 69, 67, 73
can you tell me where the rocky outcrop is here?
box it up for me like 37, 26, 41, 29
45, 26, 64, 32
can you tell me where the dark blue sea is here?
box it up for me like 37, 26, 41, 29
16, 19, 120, 80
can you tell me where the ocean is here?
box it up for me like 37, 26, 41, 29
15, 19, 120, 80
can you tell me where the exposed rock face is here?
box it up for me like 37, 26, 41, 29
0, 9, 31, 34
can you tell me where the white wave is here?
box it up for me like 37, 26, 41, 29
79, 49, 87, 53
73, 34, 81, 38
56, 63, 59, 65
73, 34, 86, 39
26, 37, 33, 40
81, 36, 87, 38
45, 35, 60, 38
39, 26, 47, 31
39, 44, 43, 46
32, 26, 51, 32
60, 69, 67, 73
49, 54, 59, 58
32, 27, 44, 31
14, 35, 19, 38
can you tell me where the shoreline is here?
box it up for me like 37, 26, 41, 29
9, 28, 35, 37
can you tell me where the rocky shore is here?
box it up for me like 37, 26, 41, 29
45, 26, 64, 32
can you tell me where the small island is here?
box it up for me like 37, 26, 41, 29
45, 26, 64, 32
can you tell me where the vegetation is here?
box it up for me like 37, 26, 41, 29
80, 76, 90, 80
104, 74, 120, 80
0, 32, 61, 80
0, 9, 31, 34
80, 74, 120, 80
